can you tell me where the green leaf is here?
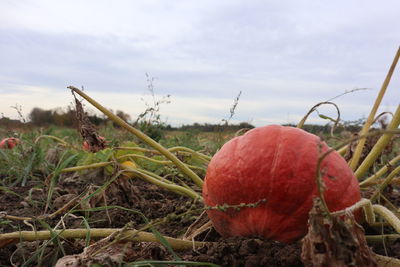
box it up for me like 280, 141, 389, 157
46, 153, 79, 211
318, 114, 336, 122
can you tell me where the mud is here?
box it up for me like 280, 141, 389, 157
184, 235, 303, 267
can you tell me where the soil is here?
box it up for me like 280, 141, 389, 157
1, 170, 400, 266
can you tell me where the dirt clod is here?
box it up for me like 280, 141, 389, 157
184, 236, 303, 267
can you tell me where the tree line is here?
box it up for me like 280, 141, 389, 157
0, 106, 363, 134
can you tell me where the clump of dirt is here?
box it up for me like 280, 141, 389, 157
0, 181, 47, 233
366, 229, 400, 259
184, 235, 303, 267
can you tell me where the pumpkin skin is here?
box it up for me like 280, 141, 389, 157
202, 125, 361, 243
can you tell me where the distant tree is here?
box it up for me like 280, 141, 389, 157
116, 110, 131, 122
238, 122, 255, 129
0, 116, 23, 128
29, 107, 53, 125
88, 114, 105, 126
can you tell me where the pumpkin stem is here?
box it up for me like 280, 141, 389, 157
34, 135, 71, 147
315, 142, 334, 219
0, 228, 207, 251
297, 101, 340, 136
332, 198, 400, 236
59, 160, 201, 200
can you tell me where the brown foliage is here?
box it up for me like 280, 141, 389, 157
301, 198, 377, 267
73, 94, 106, 152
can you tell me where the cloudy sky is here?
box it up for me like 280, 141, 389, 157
0, 0, 399, 126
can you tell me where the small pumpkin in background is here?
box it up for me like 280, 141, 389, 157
82, 136, 106, 152
119, 161, 137, 178
202, 125, 361, 243
103, 141, 141, 177
0, 137, 21, 149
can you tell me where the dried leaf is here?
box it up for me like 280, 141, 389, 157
344, 132, 395, 166
55, 231, 169, 266
73, 93, 106, 153
183, 211, 213, 241
55, 230, 132, 266
301, 198, 378, 267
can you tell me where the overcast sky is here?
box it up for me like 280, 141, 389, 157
0, 0, 399, 126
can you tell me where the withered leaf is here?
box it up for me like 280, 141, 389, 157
73, 92, 106, 153
301, 198, 378, 267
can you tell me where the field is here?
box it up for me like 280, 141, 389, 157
0, 122, 399, 266
0, 124, 303, 266
0, 81, 400, 266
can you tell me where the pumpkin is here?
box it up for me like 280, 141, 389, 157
120, 161, 137, 178
202, 125, 361, 243
0, 137, 20, 149
82, 136, 106, 151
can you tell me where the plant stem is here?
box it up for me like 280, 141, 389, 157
332, 198, 375, 223
128, 167, 201, 200
297, 101, 340, 134
366, 234, 400, 243
374, 254, 400, 266
331, 198, 400, 235
336, 145, 347, 156
119, 154, 206, 172
68, 86, 204, 188
373, 204, 400, 233
119, 153, 172, 164
315, 145, 334, 219
34, 135, 69, 146
349, 46, 400, 170
59, 160, 201, 199
135, 168, 174, 184
370, 166, 400, 202
168, 146, 212, 161
355, 104, 400, 179
0, 228, 207, 251
117, 146, 212, 162
61, 162, 112, 173
360, 155, 400, 187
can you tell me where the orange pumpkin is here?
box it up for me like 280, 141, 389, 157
0, 137, 20, 149
203, 125, 361, 243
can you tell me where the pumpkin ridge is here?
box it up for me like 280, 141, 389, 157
267, 126, 284, 198
252, 126, 283, 236
260, 126, 284, 232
